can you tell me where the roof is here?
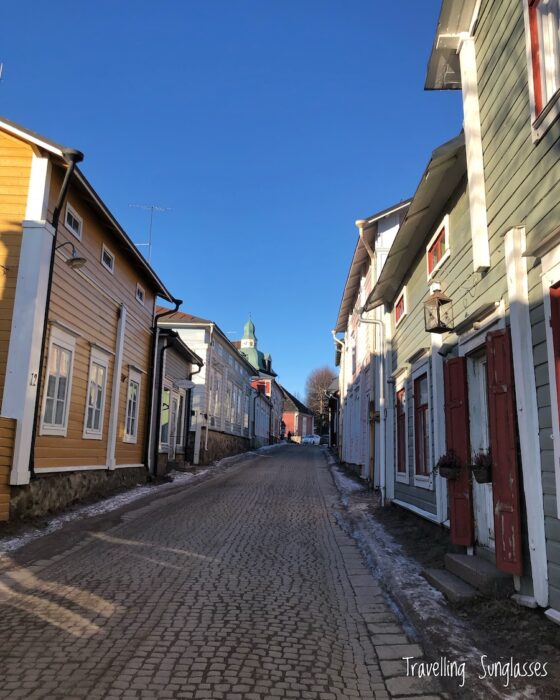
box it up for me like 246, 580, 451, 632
334, 200, 410, 333
243, 318, 256, 341
279, 385, 313, 416
0, 116, 175, 302
156, 305, 258, 376
155, 306, 211, 325
425, 0, 481, 90
364, 134, 466, 312
159, 329, 204, 366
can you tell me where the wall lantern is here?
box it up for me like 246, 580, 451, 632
424, 283, 454, 333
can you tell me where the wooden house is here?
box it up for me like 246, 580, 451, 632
334, 201, 409, 484
0, 117, 178, 519
280, 386, 314, 442
424, 0, 560, 619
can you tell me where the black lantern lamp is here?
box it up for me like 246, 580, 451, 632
424, 283, 454, 333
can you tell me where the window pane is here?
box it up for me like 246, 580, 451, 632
55, 398, 65, 425
44, 397, 54, 424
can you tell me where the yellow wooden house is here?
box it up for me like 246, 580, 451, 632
0, 116, 179, 520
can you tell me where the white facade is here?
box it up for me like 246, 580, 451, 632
336, 206, 407, 483
159, 321, 255, 465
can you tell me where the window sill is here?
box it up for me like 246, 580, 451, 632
532, 91, 560, 143
396, 471, 409, 484
414, 474, 433, 490
40, 425, 68, 437
123, 435, 138, 444
83, 431, 103, 441
427, 249, 450, 282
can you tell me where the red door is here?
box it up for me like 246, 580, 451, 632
444, 357, 474, 546
486, 329, 523, 575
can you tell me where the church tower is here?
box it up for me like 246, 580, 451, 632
240, 318, 257, 350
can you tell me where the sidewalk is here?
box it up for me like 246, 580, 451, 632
326, 449, 560, 699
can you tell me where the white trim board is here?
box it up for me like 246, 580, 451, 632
507, 227, 548, 608
392, 498, 441, 524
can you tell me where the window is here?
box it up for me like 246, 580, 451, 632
525, 0, 560, 137
65, 203, 83, 240
160, 386, 171, 445
83, 347, 109, 439
396, 388, 407, 478
414, 374, 430, 477
101, 245, 115, 273
124, 369, 141, 443
394, 287, 407, 327
426, 216, 450, 279
135, 284, 145, 305
41, 326, 76, 436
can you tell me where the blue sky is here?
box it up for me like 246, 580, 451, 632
1, 1, 462, 397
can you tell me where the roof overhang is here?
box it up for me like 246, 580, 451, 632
364, 134, 466, 312
0, 116, 175, 302
425, 0, 481, 90
334, 200, 410, 333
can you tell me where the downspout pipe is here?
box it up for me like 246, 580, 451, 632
185, 361, 203, 459
145, 298, 182, 476
359, 307, 386, 504
28, 148, 84, 476
331, 330, 345, 458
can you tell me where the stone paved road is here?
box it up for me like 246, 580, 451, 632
0, 446, 442, 699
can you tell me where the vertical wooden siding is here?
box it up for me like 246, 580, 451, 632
0, 131, 33, 401
0, 417, 16, 521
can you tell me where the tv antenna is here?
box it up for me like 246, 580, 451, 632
0, 64, 4, 82
129, 203, 171, 262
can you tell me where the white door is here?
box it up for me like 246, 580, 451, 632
169, 393, 179, 461
467, 354, 495, 550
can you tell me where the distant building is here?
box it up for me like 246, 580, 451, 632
280, 386, 314, 442
235, 319, 284, 443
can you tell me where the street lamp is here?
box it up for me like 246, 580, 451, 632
55, 241, 87, 270
423, 283, 454, 333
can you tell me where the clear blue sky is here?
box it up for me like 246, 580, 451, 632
1, 1, 462, 398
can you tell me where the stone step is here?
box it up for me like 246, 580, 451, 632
445, 553, 514, 598
423, 568, 479, 604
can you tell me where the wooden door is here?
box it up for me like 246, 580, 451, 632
486, 329, 523, 576
444, 357, 474, 546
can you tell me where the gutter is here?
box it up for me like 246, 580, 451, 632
145, 299, 182, 477
28, 148, 84, 476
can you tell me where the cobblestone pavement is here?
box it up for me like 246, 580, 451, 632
0, 446, 442, 699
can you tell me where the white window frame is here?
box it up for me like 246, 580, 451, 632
411, 358, 434, 490
64, 202, 83, 240
135, 283, 145, 305
394, 286, 408, 328
523, 0, 560, 141
83, 346, 110, 440
395, 374, 409, 484
176, 390, 186, 447
124, 368, 142, 444
160, 382, 172, 447
101, 244, 115, 274
426, 214, 450, 282
40, 326, 76, 437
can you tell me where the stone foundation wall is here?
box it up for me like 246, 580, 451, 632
10, 467, 148, 521
199, 430, 250, 465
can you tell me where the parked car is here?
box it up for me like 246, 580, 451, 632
319, 434, 329, 445
302, 434, 320, 445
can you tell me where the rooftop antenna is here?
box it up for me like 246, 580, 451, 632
0, 64, 4, 82
129, 203, 171, 262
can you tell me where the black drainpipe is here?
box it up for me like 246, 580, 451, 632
144, 299, 182, 477
28, 148, 84, 477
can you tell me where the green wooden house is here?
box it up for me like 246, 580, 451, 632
422, 0, 560, 618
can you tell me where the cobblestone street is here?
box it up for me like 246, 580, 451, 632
0, 447, 439, 700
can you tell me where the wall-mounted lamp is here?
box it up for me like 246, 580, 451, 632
55, 241, 87, 270
424, 283, 454, 333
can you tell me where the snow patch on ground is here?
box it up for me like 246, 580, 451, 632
0, 469, 208, 556
329, 461, 534, 699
